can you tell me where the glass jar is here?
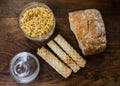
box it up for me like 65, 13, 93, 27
10, 52, 40, 83
19, 2, 56, 41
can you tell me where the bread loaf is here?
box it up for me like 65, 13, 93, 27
69, 9, 107, 55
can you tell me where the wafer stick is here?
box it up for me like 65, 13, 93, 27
47, 40, 80, 72
54, 34, 86, 68
37, 46, 72, 78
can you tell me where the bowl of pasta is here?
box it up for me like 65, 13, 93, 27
19, 2, 56, 41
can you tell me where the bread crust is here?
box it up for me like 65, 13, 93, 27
69, 9, 107, 55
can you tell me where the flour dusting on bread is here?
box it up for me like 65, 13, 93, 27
69, 9, 107, 55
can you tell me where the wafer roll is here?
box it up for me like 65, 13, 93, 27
54, 34, 86, 68
47, 40, 80, 73
37, 46, 72, 78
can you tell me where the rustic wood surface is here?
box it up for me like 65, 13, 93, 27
0, 0, 120, 86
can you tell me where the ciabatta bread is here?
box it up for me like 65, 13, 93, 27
69, 9, 107, 55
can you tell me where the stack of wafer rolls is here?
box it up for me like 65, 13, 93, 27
37, 34, 86, 78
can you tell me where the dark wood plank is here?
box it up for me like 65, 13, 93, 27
0, 0, 120, 86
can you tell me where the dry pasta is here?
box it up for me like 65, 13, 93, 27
20, 6, 54, 37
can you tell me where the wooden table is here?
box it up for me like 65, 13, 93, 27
0, 0, 120, 86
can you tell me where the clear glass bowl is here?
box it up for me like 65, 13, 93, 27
19, 2, 56, 41
10, 52, 40, 83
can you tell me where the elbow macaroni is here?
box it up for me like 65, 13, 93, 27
20, 6, 54, 37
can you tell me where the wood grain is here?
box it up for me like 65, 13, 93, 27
0, 0, 120, 86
